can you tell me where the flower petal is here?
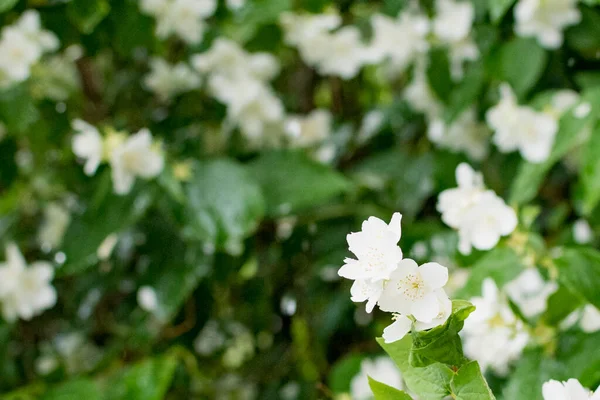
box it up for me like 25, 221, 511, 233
411, 292, 440, 323
383, 315, 412, 343
419, 262, 448, 289
388, 212, 402, 243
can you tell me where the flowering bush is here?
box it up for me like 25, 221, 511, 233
1, 0, 600, 399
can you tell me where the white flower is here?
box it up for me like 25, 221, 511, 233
141, 0, 216, 44
350, 357, 403, 400
428, 108, 489, 160
0, 243, 57, 322
368, 11, 430, 74
551, 90, 580, 115
404, 60, 442, 118
505, 268, 557, 318
437, 162, 484, 228
226, 0, 245, 10
514, 0, 581, 49
314, 26, 369, 79
433, 0, 474, 44
38, 203, 71, 251
462, 279, 529, 376
486, 84, 559, 163
573, 219, 593, 244
137, 286, 159, 312
542, 379, 600, 400
72, 119, 104, 176
448, 38, 479, 79
109, 128, 164, 195
378, 259, 449, 323
382, 313, 413, 344
143, 58, 201, 102
414, 288, 452, 331
284, 109, 332, 148
13, 10, 59, 52
581, 305, 600, 333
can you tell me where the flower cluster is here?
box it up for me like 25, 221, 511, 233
542, 378, 600, 400
0, 243, 56, 322
143, 57, 201, 102
0, 10, 59, 87
514, 0, 581, 49
71, 120, 164, 195
191, 38, 284, 142
338, 213, 452, 343
139, 0, 217, 44
462, 279, 529, 376
437, 163, 517, 255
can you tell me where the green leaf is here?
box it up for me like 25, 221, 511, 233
0, 84, 39, 133
102, 354, 178, 400
554, 247, 600, 309
185, 158, 265, 250
248, 151, 350, 217
488, 0, 516, 23
410, 300, 475, 368
67, 0, 111, 34
541, 284, 584, 326
41, 380, 101, 400
451, 361, 496, 400
0, 0, 18, 13
427, 48, 452, 104
377, 336, 454, 400
510, 87, 600, 205
502, 349, 565, 400
456, 247, 524, 298
579, 123, 600, 215
445, 62, 485, 123
497, 38, 547, 97
112, 0, 155, 57
328, 354, 364, 394
368, 377, 413, 400
558, 331, 600, 386
565, 6, 600, 60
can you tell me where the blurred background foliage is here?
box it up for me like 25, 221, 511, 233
1, 0, 600, 399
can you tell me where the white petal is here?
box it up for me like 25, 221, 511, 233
383, 315, 412, 343
411, 293, 440, 323
388, 212, 402, 242
419, 262, 449, 289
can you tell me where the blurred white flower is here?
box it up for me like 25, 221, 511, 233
368, 11, 430, 74
462, 279, 529, 376
404, 60, 442, 118
448, 38, 479, 79
350, 357, 403, 400
0, 243, 57, 322
72, 119, 104, 176
581, 305, 600, 333
38, 203, 71, 251
378, 259, 449, 324
315, 26, 370, 79
284, 109, 332, 148
382, 313, 413, 344
514, 0, 581, 49
110, 128, 164, 195
542, 379, 600, 400
143, 58, 200, 102
0, 10, 59, 86
551, 90, 580, 115
97, 233, 119, 260
486, 84, 558, 163
140, 0, 216, 44
505, 268, 557, 318
573, 219, 593, 244
226, 0, 245, 10
433, 0, 474, 44
195, 320, 226, 355
137, 286, 159, 312
428, 108, 490, 160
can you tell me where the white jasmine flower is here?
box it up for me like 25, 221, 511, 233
505, 268, 557, 318
542, 379, 600, 400
143, 58, 200, 102
72, 119, 104, 176
13, 10, 59, 53
514, 0, 581, 49
581, 305, 600, 333
404, 60, 442, 118
573, 219, 593, 244
437, 162, 485, 228
38, 203, 71, 251
226, 0, 245, 10
428, 108, 489, 160
462, 279, 529, 376
284, 109, 332, 148
486, 84, 559, 163
315, 26, 369, 79
139, 0, 168, 14
0, 243, 57, 322
433, 0, 474, 44
137, 286, 159, 312
414, 288, 452, 331
368, 11, 430, 74
109, 129, 164, 195
350, 357, 403, 400
551, 90, 580, 115
378, 259, 449, 323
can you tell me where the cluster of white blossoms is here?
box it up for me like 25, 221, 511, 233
143, 57, 201, 102
437, 163, 517, 255
139, 0, 216, 44
542, 379, 600, 400
462, 278, 529, 376
71, 119, 164, 195
514, 0, 581, 49
0, 10, 59, 87
191, 38, 285, 142
338, 213, 452, 343
0, 243, 57, 322
486, 83, 559, 163
505, 268, 557, 318
350, 357, 404, 400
